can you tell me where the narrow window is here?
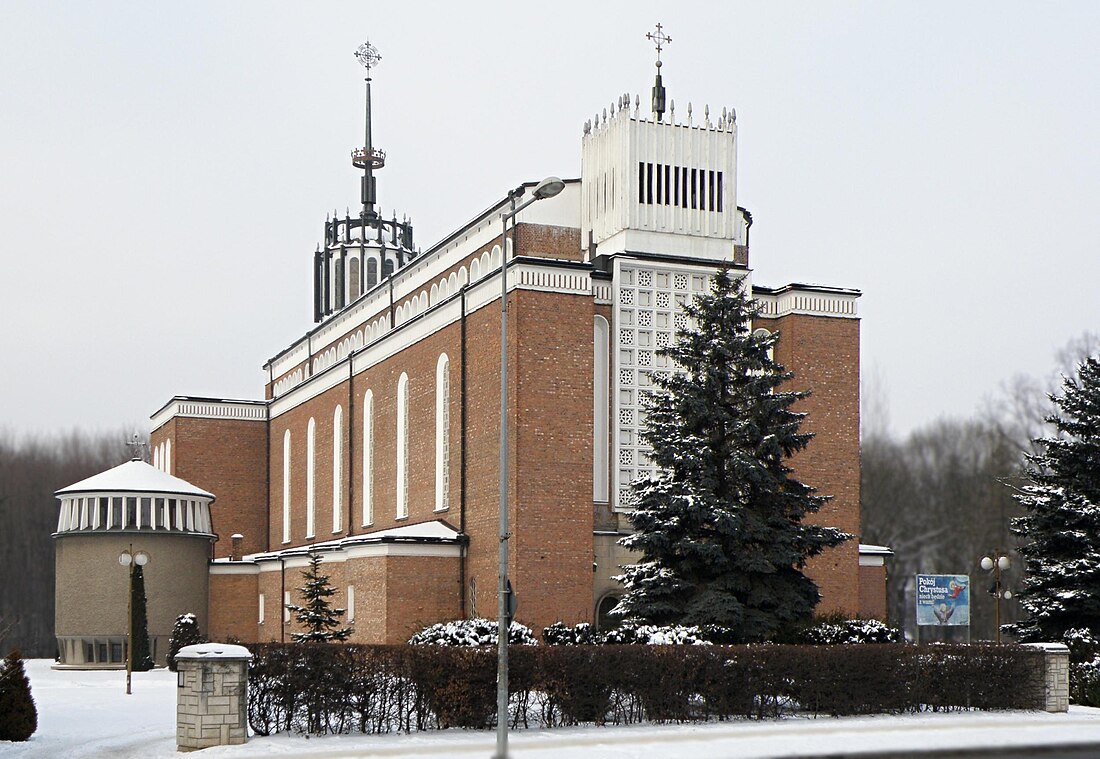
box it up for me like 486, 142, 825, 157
333, 405, 343, 533
664, 164, 671, 205
363, 390, 374, 526
655, 162, 662, 204
435, 354, 451, 511
334, 258, 345, 309
283, 591, 291, 623
367, 257, 378, 289
708, 170, 715, 211
594, 316, 610, 502
646, 162, 654, 205
282, 430, 291, 543
396, 373, 409, 519
691, 168, 698, 209
259, 593, 265, 625
717, 171, 723, 211
349, 258, 361, 301
637, 162, 645, 203
306, 417, 316, 538
165, 438, 172, 474
347, 585, 356, 623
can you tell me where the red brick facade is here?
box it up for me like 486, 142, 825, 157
760, 313, 862, 616
152, 223, 868, 644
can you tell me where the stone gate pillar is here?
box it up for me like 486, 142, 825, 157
175, 643, 251, 751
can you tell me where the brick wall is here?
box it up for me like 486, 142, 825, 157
208, 571, 259, 642
151, 418, 269, 558
859, 564, 888, 621
758, 313, 861, 616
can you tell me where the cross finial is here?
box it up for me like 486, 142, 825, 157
646, 23, 671, 69
126, 433, 148, 462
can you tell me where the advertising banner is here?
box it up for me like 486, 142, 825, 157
915, 574, 970, 626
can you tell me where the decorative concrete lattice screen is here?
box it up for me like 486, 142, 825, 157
613, 263, 711, 510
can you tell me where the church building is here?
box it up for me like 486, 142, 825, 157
133, 37, 880, 646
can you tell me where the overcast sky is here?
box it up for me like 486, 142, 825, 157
2, 2, 1098, 440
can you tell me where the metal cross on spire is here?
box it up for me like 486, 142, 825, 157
354, 40, 382, 75
646, 23, 671, 122
646, 22, 672, 69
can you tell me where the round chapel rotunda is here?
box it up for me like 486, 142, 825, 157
53, 459, 215, 668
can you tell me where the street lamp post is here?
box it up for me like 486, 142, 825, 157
118, 545, 150, 694
980, 553, 1012, 644
496, 176, 564, 759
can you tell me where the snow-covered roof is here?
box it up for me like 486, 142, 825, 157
55, 459, 215, 500
858, 544, 893, 556
175, 643, 251, 660
215, 519, 461, 564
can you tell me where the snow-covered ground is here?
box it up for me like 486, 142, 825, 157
4, 659, 1100, 758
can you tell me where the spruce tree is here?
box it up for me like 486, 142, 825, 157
167, 613, 205, 672
0, 650, 38, 741
615, 267, 850, 642
285, 553, 353, 642
130, 564, 155, 671
1009, 356, 1100, 642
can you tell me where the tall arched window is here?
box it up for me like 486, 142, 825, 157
367, 257, 378, 289
282, 430, 291, 543
396, 372, 409, 519
435, 353, 450, 511
363, 389, 374, 526
165, 438, 172, 474
306, 417, 316, 538
153, 445, 161, 471
332, 405, 343, 533
594, 316, 610, 502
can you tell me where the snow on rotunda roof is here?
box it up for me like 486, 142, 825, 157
55, 459, 215, 500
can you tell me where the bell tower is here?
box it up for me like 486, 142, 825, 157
580, 25, 750, 265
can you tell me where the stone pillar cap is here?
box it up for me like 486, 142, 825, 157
176, 643, 252, 660
1021, 642, 1070, 652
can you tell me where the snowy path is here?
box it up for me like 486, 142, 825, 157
4, 659, 1100, 758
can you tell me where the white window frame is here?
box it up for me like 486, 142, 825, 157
435, 353, 450, 511
306, 417, 316, 538
363, 389, 374, 526
282, 430, 291, 543
333, 405, 343, 533
396, 372, 409, 519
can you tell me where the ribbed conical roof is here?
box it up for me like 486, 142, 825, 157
55, 459, 214, 500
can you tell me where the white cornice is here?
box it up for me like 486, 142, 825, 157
150, 398, 267, 432
269, 260, 595, 420
753, 285, 860, 320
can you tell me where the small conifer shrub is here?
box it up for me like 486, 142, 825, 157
0, 650, 38, 741
285, 553, 353, 642
167, 613, 206, 672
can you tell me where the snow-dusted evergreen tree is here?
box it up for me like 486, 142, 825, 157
167, 613, 205, 672
614, 267, 850, 642
130, 564, 154, 671
1009, 356, 1100, 642
0, 650, 37, 741
285, 553, 352, 642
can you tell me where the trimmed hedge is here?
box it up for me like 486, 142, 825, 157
246, 643, 1046, 735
